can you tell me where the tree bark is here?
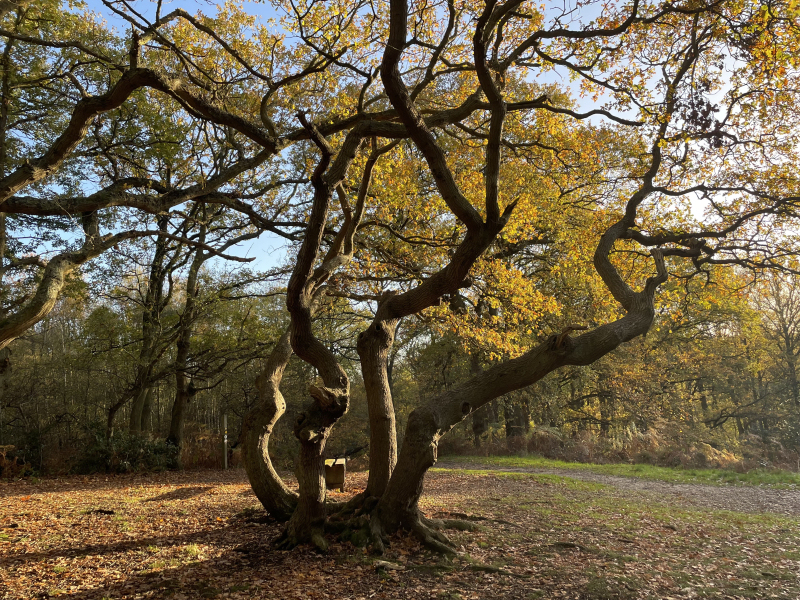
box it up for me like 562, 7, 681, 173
358, 307, 399, 498
281, 414, 335, 550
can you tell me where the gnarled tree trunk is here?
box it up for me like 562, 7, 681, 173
241, 328, 298, 521
275, 117, 365, 550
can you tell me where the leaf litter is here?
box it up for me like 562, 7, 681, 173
1, 467, 798, 599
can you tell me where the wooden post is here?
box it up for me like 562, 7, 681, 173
223, 413, 228, 470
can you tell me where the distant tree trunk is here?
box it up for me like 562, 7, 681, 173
469, 353, 489, 448
597, 371, 613, 436
503, 394, 529, 439
166, 343, 192, 450
0, 346, 10, 445
166, 222, 206, 451
129, 383, 153, 435
140, 387, 154, 433
489, 398, 502, 427
598, 391, 612, 436
787, 352, 800, 408
129, 216, 171, 434
696, 378, 709, 414
105, 396, 126, 440
503, 398, 516, 438
518, 395, 531, 434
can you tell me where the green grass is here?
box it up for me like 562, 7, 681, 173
438, 454, 800, 487
433, 467, 610, 490
183, 543, 203, 557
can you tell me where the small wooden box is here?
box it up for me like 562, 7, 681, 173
324, 458, 346, 492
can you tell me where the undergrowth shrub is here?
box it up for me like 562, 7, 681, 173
0, 445, 34, 478
75, 422, 179, 474
440, 418, 800, 472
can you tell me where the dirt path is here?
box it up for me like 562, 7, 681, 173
436, 459, 800, 516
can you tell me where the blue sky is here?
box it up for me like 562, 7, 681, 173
83, 0, 278, 28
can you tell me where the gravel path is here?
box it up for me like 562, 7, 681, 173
436, 460, 800, 517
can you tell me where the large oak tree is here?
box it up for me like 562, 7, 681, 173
3, 0, 800, 554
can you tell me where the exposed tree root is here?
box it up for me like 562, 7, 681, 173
275, 518, 329, 552
232, 507, 276, 525
410, 514, 458, 555
364, 508, 465, 555
310, 531, 329, 552
274, 530, 328, 552
272, 499, 475, 556
369, 512, 389, 555
434, 511, 515, 526
405, 562, 455, 574
327, 491, 371, 521
424, 516, 480, 532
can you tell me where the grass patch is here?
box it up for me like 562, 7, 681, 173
441, 454, 800, 487
584, 573, 640, 599
431, 467, 611, 491
183, 543, 203, 558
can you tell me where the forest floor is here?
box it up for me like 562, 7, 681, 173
1, 462, 798, 600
